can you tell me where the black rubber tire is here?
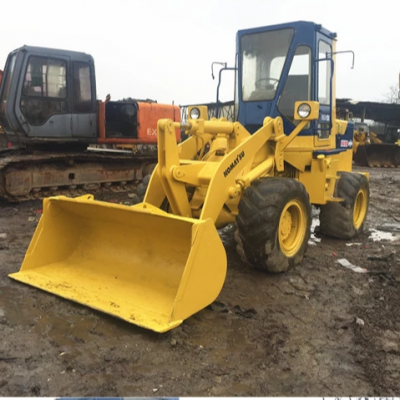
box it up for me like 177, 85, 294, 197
133, 165, 157, 203
319, 172, 369, 239
143, 163, 157, 177
132, 173, 171, 212
235, 178, 311, 273
130, 174, 152, 205
136, 174, 151, 198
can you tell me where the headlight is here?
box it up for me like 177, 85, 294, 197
297, 103, 311, 118
190, 107, 200, 120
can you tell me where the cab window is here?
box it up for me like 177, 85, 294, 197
73, 62, 94, 113
278, 45, 311, 124
318, 41, 332, 105
241, 28, 294, 102
20, 56, 67, 125
0, 54, 17, 129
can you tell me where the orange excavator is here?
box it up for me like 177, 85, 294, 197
0, 46, 180, 200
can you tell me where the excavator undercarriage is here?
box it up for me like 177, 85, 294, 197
0, 147, 156, 201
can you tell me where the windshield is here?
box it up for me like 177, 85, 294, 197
241, 28, 294, 102
0, 54, 17, 127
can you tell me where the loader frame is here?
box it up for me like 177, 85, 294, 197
143, 101, 344, 229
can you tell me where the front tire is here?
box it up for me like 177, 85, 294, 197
235, 178, 311, 273
319, 172, 369, 239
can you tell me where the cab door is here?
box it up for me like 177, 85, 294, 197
314, 32, 334, 147
16, 53, 73, 138
71, 60, 97, 138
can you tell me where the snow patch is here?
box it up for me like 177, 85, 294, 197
308, 218, 321, 245
336, 258, 368, 273
369, 228, 399, 242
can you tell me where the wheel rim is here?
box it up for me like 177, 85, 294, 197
279, 200, 306, 258
353, 187, 368, 229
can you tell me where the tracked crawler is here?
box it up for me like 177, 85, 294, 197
0, 147, 158, 201
0, 45, 180, 200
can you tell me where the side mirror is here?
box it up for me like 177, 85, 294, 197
294, 101, 320, 121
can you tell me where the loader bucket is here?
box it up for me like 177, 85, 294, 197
354, 144, 400, 168
9, 195, 227, 333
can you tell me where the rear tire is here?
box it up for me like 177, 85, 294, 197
132, 173, 171, 212
136, 174, 151, 198
132, 165, 157, 204
131, 174, 152, 205
235, 178, 311, 273
319, 172, 369, 239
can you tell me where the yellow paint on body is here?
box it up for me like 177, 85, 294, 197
278, 199, 307, 257
9, 195, 226, 333
353, 187, 368, 229
9, 101, 366, 332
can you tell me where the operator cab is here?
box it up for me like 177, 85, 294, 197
0, 46, 98, 144
236, 21, 338, 148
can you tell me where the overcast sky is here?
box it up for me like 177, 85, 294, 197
1, 0, 399, 106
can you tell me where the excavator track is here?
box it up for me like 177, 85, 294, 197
0, 148, 156, 202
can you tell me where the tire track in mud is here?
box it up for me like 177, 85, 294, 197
0, 168, 399, 395
349, 167, 400, 395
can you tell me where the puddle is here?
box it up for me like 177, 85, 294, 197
0, 286, 107, 355
0, 286, 38, 326
369, 228, 399, 242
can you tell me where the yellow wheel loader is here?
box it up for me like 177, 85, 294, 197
9, 21, 369, 333
353, 122, 400, 167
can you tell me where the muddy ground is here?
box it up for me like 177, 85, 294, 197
1, 166, 400, 397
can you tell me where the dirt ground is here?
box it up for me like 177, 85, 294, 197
1, 166, 400, 397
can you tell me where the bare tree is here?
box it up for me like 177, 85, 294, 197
384, 84, 400, 104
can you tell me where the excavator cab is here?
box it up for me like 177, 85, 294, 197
0, 46, 180, 147
0, 46, 97, 143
